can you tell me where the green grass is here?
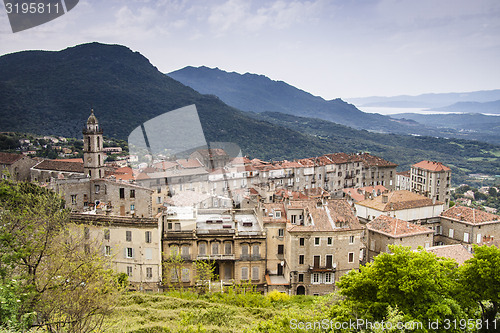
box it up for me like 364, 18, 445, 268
104, 290, 326, 333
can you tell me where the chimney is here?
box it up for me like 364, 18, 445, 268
382, 194, 388, 204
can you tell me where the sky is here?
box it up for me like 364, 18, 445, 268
1, 0, 499, 99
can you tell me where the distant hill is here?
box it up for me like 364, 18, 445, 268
433, 100, 500, 114
0, 43, 335, 160
167, 66, 435, 135
346, 90, 500, 108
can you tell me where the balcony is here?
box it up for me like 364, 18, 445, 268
239, 254, 262, 261
197, 254, 235, 260
309, 264, 336, 272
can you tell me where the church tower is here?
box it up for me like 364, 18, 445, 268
83, 109, 105, 179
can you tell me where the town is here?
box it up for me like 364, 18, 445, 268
1, 110, 499, 296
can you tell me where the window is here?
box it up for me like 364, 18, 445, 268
212, 242, 219, 255
119, 188, 125, 199
252, 244, 260, 257
104, 228, 110, 240
126, 230, 132, 242
314, 237, 320, 246
252, 267, 259, 280
324, 272, 333, 284
145, 231, 152, 243
130, 189, 135, 198
126, 266, 133, 277
170, 268, 178, 282
477, 233, 482, 244
167, 223, 173, 230
312, 273, 320, 284
146, 267, 153, 279
156, 196, 162, 204
313, 255, 320, 268
130, 204, 135, 211
145, 248, 153, 260
278, 244, 284, 255
182, 268, 190, 282
84, 227, 90, 240
224, 242, 232, 255
241, 244, 249, 257
349, 235, 355, 244
327, 237, 332, 245
275, 210, 281, 218
298, 273, 304, 282
241, 267, 248, 280
326, 255, 333, 268
449, 228, 454, 238
126, 247, 134, 258
71, 194, 77, 205
182, 245, 190, 257
104, 245, 111, 256
299, 238, 305, 246
291, 215, 297, 224
464, 232, 469, 243
198, 242, 206, 255
278, 228, 284, 237
175, 223, 181, 231
299, 255, 304, 265
348, 252, 354, 263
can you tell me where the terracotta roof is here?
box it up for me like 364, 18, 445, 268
367, 215, 433, 237
356, 153, 398, 167
413, 160, 451, 172
110, 166, 134, 181
324, 153, 361, 164
426, 244, 473, 265
441, 205, 500, 224
0, 152, 24, 164
262, 203, 287, 223
230, 156, 251, 165
33, 159, 84, 173
177, 158, 203, 169
356, 190, 443, 211
397, 170, 411, 177
135, 172, 150, 180
153, 161, 178, 170
58, 158, 84, 163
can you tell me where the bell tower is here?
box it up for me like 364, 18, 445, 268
83, 109, 105, 179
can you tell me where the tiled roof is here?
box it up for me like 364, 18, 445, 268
262, 203, 287, 223
58, 158, 84, 163
413, 160, 451, 172
356, 153, 398, 167
397, 170, 411, 177
0, 152, 24, 164
441, 205, 500, 224
356, 190, 443, 211
367, 215, 433, 237
153, 161, 178, 170
426, 244, 472, 265
195, 148, 227, 157
324, 153, 361, 164
177, 158, 203, 169
33, 159, 84, 173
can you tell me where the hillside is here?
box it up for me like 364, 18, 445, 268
433, 100, 500, 114
0, 43, 334, 161
167, 66, 437, 135
347, 90, 500, 108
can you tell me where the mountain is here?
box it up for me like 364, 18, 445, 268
167, 66, 436, 135
0, 43, 334, 160
432, 100, 500, 114
346, 90, 500, 109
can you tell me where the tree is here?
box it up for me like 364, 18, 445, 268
193, 260, 217, 294
163, 252, 185, 290
0, 180, 121, 332
335, 246, 465, 332
460, 245, 500, 332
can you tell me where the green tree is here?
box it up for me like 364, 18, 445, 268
0, 180, 121, 332
460, 245, 500, 332
193, 260, 217, 294
335, 246, 465, 332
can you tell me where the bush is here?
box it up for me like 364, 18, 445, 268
266, 290, 290, 303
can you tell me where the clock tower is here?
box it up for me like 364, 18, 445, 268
83, 109, 105, 179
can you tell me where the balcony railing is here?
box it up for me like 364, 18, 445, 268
197, 254, 235, 260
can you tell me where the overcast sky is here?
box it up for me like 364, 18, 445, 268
1, 0, 499, 99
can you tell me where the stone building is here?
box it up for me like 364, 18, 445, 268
83, 109, 106, 179
70, 213, 161, 291
437, 205, 500, 248
366, 215, 434, 262
355, 190, 444, 225
0, 152, 37, 181
410, 160, 452, 207
31, 159, 84, 182
161, 207, 267, 291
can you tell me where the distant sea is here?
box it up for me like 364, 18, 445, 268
356, 106, 500, 116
